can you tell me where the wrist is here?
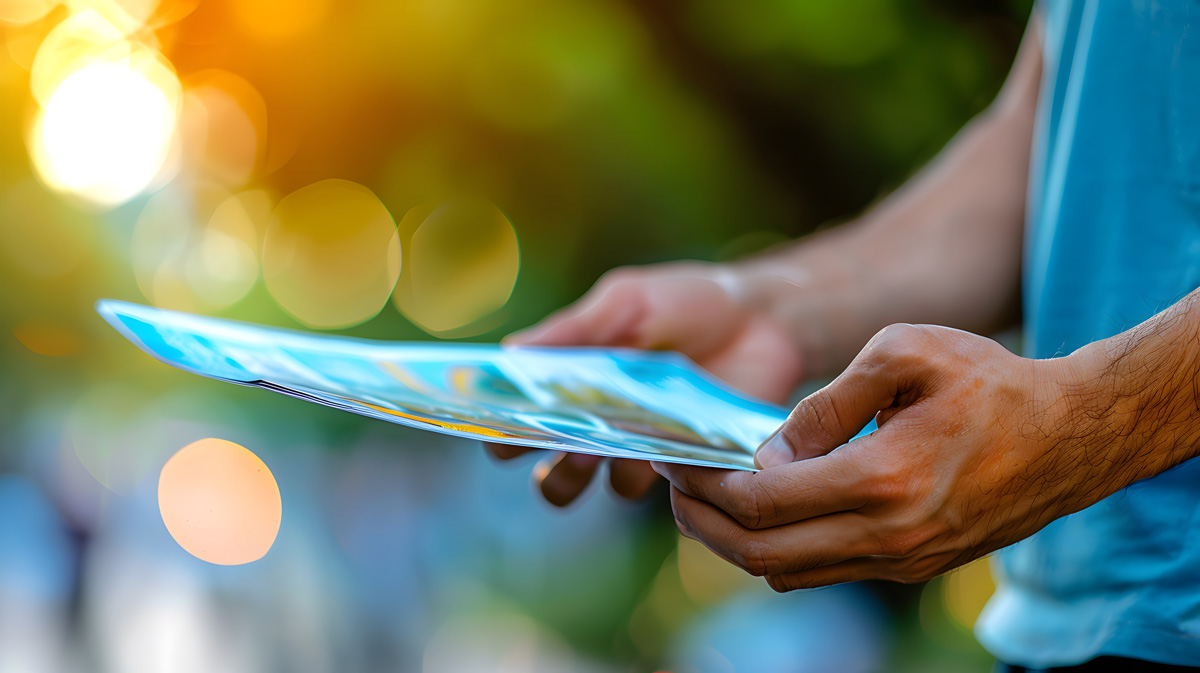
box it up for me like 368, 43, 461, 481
1034, 331, 1191, 512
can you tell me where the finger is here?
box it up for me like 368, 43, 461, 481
608, 459, 660, 500
513, 273, 743, 358
505, 280, 645, 347
533, 452, 603, 507
484, 442, 537, 461
652, 451, 869, 529
756, 353, 904, 468
764, 558, 886, 592
669, 487, 875, 576
633, 276, 744, 356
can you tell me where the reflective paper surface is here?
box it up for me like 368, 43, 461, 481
97, 300, 791, 470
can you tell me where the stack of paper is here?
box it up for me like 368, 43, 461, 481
98, 300, 792, 470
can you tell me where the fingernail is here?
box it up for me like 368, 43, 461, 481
754, 430, 794, 469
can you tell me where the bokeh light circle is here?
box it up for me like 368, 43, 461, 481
157, 438, 281, 566
263, 179, 401, 329
392, 199, 519, 335
13, 320, 82, 356
64, 0, 163, 36
30, 59, 178, 206
131, 185, 266, 311
29, 10, 131, 106
67, 384, 175, 494
941, 558, 996, 629
179, 69, 268, 187
0, 0, 53, 26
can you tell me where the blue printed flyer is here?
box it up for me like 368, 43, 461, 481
97, 300, 792, 470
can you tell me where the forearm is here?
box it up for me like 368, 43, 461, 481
728, 20, 1042, 379
1053, 289, 1200, 506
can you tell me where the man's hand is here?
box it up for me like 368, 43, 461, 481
652, 322, 1168, 591
486, 262, 804, 507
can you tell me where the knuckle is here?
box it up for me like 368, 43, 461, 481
879, 322, 918, 343
865, 323, 924, 364
598, 267, 642, 289
861, 461, 905, 505
790, 388, 844, 447
765, 575, 794, 593
673, 517, 695, 540
736, 537, 776, 577
895, 558, 942, 585
875, 519, 935, 558
670, 498, 696, 539
730, 480, 771, 529
811, 388, 843, 432
897, 563, 940, 585
667, 486, 685, 519
878, 532, 919, 558
913, 554, 949, 581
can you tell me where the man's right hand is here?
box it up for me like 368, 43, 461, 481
486, 261, 805, 507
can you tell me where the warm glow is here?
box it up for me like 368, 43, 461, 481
676, 535, 755, 606
12, 320, 82, 356
263, 179, 401, 329
130, 186, 265, 311
63, 0, 162, 36
179, 70, 268, 187
31, 59, 178, 206
942, 558, 996, 629
4, 18, 45, 69
392, 200, 519, 335
229, 0, 328, 41
189, 190, 269, 305
157, 438, 282, 566
0, 0, 53, 25
29, 10, 130, 106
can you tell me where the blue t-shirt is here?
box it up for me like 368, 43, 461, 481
975, 0, 1200, 667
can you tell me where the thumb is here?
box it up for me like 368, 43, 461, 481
755, 358, 903, 468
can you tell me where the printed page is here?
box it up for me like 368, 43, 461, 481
97, 300, 791, 470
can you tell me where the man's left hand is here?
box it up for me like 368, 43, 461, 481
652, 323, 1111, 592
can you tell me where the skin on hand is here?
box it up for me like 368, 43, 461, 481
651, 321, 1158, 592
484, 262, 804, 507
484, 18, 1047, 510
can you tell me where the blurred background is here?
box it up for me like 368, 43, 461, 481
0, 0, 1032, 671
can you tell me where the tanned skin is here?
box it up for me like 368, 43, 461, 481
487, 17, 1041, 508
652, 292, 1200, 589
487, 17, 1200, 590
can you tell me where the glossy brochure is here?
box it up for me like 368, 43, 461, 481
96, 300, 794, 470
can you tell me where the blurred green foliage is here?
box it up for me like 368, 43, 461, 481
0, 1, 1032, 670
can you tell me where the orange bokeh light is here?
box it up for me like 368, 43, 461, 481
179, 69, 268, 187
157, 438, 281, 565
12, 320, 82, 356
